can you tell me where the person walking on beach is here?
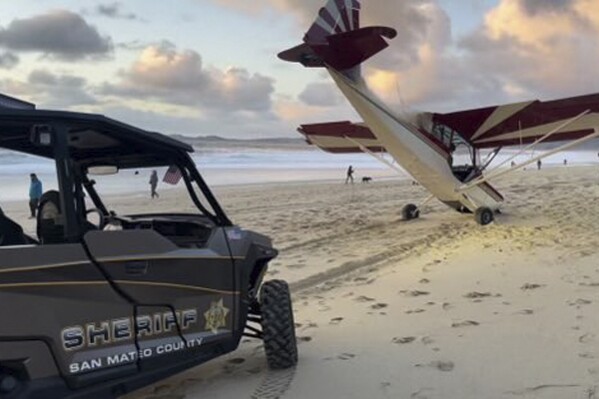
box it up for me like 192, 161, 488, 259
537, 159, 542, 170
345, 165, 355, 184
149, 170, 159, 199
29, 173, 42, 219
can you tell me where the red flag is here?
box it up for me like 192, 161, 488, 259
162, 165, 183, 185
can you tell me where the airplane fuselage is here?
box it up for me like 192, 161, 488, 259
329, 69, 504, 214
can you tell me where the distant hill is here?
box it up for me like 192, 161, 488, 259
170, 134, 311, 151
169, 134, 599, 153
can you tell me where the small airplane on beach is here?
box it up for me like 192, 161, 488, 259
278, 0, 599, 225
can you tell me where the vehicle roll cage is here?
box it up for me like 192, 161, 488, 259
0, 109, 233, 242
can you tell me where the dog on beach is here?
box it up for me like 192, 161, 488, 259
362, 177, 373, 183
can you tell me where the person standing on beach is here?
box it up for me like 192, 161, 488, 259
149, 170, 159, 199
345, 165, 355, 184
28, 173, 42, 219
537, 159, 542, 170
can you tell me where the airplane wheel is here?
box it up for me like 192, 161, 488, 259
475, 207, 494, 226
402, 204, 420, 221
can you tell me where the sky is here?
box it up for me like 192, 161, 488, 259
1, 0, 599, 138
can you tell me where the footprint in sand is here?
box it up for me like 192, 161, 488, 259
521, 283, 545, 290
568, 299, 592, 307
579, 333, 596, 344
411, 388, 434, 399
442, 303, 453, 311
416, 361, 455, 372
400, 290, 430, 297
421, 336, 435, 345
430, 361, 455, 372
419, 279, 431, 284
588, 367, 599, 376
406, 309, 426, 314
337, 353, 356, 360
298, 336, 313, 343
354, 295, 376, 303
330, 317, 344, 325
451, 320, 479, 328
515, 309, 534, 315
463, 292, 496, 299
371, 303, 388, 310
302, 322, 318, 330
392, 336, 416, 345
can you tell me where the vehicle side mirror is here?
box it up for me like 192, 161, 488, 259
88, 166, 119, 176
30, 125, 54, 146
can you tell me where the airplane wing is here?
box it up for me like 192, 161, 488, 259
432, 93, 599, 149
298, 121, 386, 153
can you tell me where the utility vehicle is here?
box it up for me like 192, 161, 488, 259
0, 107, 297, 398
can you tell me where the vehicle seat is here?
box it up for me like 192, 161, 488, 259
37, 191, 65, 244
0, 208, 29, 246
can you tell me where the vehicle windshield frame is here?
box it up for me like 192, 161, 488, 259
0, 109, 232, 242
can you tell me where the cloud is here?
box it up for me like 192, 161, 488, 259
225, 0, 599, 113
102, 42, 275, 113
298, 82, 343, 107
214, 0, 449, 70
96, 2, 140, 20
520, 0, 574, 15
0, 69, 98, 108
455, 0, 599, 103
0, 52, 18, 69
0, 10, 113, 60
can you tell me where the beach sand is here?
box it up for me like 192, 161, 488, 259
5, 166, 599, 398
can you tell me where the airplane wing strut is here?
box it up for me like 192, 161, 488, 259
459, 127, 599, 193
343, 136, 403, 174
483, 109, 590, 175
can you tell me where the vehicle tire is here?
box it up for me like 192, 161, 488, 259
402, 204, 420, 221
260, 280, 298, 369
475, 207, 494, 226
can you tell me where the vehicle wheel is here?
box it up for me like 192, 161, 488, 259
475, 207, 494, 226
260, 280, 298, 369
402, 204, 420, 221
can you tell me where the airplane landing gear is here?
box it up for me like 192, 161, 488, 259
475, 207, 494, 226
402, 204, 420, 221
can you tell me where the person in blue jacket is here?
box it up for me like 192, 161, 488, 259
29, 173, 43, 219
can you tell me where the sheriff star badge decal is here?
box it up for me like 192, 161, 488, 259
204, 299, 230, 334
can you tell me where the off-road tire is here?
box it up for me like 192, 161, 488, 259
475, 207, 494, 226
402, 204, 420, 221
260, 280, 298, 369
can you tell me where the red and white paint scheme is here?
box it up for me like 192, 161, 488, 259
279, 0, 599, 225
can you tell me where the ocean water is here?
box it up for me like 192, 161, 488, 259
0, 147, 597, 203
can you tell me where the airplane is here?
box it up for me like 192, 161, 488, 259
278, 0, 599, 225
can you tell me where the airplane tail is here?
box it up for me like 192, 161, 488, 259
277, 0, 396, 76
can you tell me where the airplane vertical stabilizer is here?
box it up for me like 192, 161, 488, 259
277, 0, 396, 80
